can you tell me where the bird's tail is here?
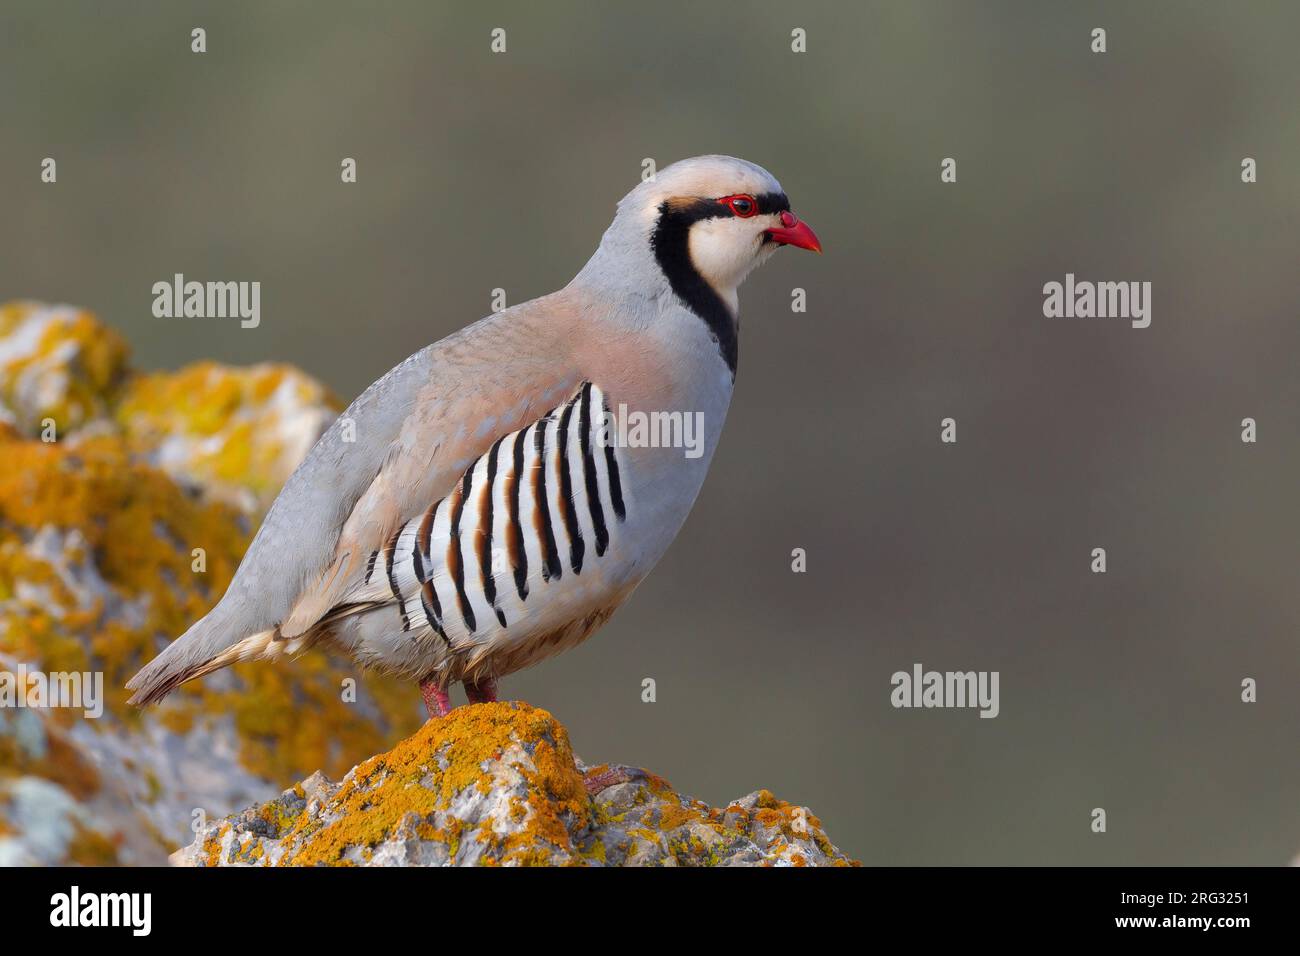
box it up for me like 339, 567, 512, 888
125, 617, 282, 706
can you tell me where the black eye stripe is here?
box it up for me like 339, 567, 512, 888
751, 192, 790, 215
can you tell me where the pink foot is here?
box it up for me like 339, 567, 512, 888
582, 765, 639, 796
464, 676, 499, 705
419, 678, 453, 718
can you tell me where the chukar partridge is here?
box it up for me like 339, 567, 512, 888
127, 155, 821, 717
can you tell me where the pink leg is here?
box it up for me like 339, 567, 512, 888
464, 676, 499, 705
419, 678, 453, 718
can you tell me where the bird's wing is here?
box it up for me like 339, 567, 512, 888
126, 292, 586, 703
327, 377, 635, 683
277, 331, 584, 639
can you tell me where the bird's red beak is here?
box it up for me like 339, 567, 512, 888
765, 210, 822, 253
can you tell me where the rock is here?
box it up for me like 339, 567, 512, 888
173, 702, 859, 867
0, 302, 130, 436
117, 361, 338, 513
0, 302, 422, 866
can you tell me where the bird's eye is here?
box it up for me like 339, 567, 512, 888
722, 195, 757, 218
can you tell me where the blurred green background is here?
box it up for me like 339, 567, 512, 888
3, 1, 1298, 864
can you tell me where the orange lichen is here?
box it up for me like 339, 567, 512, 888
656, 801, 704, 832
202, 826, 227, 867
280, 703, 589, 867
0, 717, 101, 800
182, 703, 862, 867
0, 425, 420, 784
66, 822, 121, 866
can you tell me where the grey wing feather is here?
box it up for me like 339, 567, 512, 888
125, 345, 436, 703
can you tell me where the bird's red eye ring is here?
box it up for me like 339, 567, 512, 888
720, 195, 757, 218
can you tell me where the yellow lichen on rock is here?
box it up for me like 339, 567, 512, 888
117, 361, 341, 512
0, 302, 130, 436
0, 301, 421, 866
282, 702, 589, 866
0, 425, 421, 778
175, 703, 860, 868
0, 430, 243, 717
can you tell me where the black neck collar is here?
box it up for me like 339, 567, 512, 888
648, 192, 790, 377
649, 198, 739, 375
